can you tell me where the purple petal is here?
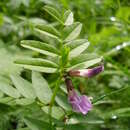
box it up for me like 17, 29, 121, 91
64, 77, 92, 115
69, 65, 104, 78
68, 89, 80, 102
68, 90, 92, 115
86, 65, 104, 77
79, 96, 92, 113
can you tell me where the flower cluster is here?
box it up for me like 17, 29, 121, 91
64, 65, 104, 115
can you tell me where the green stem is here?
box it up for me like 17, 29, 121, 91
49, 77, 61, 129
92, 86, 129, 104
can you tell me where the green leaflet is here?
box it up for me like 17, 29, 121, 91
10, 74, 36, 99
21, 40, 59, 57
0, 75, 12, 85
56, 93, 72, 111
36, 24, 60, 37
0, 81, 20, 98
0, 47, 23, 76
63, 10, 74, 26
15, 98, 35, 106
69, 53, 99, 66
63, 22, 82, 42
65, 39, 90, 58
14, 58, 58, 73
34, 28, 60, 41
43, 5, 63, 25
32, 71, 52, 104
42, 106, 65, 120
23, 117, 53, 130
15, 65, 57, 73
33, 28, 60, 44
68, 57, 102, 70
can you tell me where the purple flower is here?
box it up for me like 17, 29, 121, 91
65, 78, 92, 115
69, 65, 104, 78
68, 89, 92, 115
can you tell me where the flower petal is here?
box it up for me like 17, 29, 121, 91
69, 65, 104, 78
79, 95, 92, 111
86, 65, 104, 77
68, 90, 92, 115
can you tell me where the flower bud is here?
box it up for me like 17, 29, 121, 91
69, 65, 104, 78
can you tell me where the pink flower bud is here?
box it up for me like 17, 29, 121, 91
69, 65, 104, 78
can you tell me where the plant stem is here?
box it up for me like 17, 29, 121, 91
49, 77, 61, 129
92, 86, 129, 104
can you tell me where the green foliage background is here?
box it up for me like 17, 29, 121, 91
0, 0, 130, 130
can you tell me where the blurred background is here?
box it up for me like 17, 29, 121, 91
0, 0, 130, 130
